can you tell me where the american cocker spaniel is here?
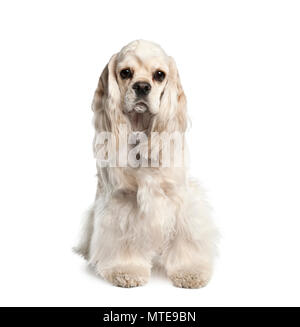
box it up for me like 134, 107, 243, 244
74, 40, 218, 288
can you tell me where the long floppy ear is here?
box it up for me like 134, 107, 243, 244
92, 53, 126, 134
92, 54, 128, 166
152, 56, 187, 133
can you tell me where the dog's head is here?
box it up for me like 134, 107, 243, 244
117, 40, 168, 117
93, 40, 187, 133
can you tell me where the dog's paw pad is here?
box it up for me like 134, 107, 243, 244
110, 271, 147, 288
169, 270, 209, 289
103, 265, 150, 288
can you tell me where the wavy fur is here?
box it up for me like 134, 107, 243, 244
74, 40, 218, 288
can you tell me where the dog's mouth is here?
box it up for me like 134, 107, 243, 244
133, 101, 148, 113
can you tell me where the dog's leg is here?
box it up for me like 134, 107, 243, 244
162, 182, 218, 288
92, 238, 152, 288
163, 236, 214, 288
99, 252, 152, 288
89, 195, 152, 288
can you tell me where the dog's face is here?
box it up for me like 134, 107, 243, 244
116, 40, 169, 117
93, 40, 187, 133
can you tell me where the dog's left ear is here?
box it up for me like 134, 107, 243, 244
153, 56, 187, 133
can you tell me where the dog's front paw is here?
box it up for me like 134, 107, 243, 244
169, 269, 211, 289
103, 265, 150, 288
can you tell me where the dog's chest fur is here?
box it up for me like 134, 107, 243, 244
96, 166, 186, 252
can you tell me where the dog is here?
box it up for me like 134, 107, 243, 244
74, 40, 218, 288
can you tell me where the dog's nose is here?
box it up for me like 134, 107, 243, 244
132, 81, 151, 97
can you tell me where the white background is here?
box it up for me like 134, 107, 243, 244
0, 0, 299, 307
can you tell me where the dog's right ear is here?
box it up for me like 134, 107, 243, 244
92, 53, 121, 132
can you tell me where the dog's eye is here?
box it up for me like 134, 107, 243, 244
120, 68, 133, 79
153, 70, 165, 82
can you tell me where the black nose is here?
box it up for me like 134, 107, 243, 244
132, 81, 151, 97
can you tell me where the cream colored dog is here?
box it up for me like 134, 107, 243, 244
74, 40, 218, 288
